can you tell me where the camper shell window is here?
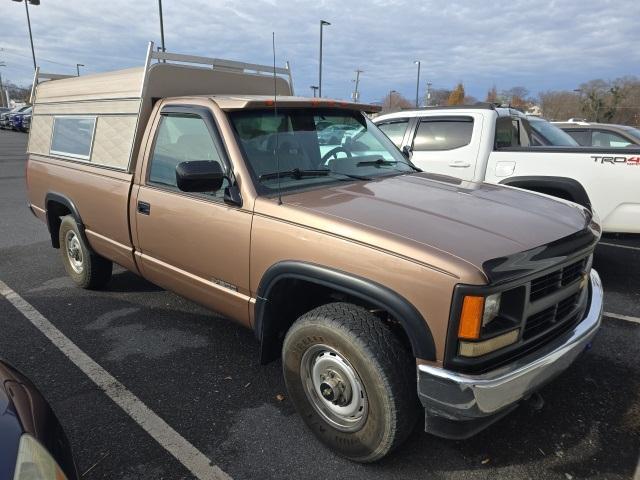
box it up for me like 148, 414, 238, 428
50, 116, 97, 160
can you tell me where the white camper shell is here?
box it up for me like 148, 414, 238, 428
28, 42, 294, 171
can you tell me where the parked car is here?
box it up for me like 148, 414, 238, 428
317, 123, 361, 144
10, 106, 32, 132
25, 44, 603, 462
526, 115, 580, 146
374, 104, 640, 235
0, 359, 78, 479
22, 111, 32, 132
0, 105, 30, 129
553, 121, 640, 148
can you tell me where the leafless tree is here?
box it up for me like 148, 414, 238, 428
380, 91, 413, 113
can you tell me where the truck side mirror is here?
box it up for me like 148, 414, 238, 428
401, 145, 413, 159
175, 161, 224, 192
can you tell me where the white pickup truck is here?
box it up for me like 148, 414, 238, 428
374, 105, 640, 235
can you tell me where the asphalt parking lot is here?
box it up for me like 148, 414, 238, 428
0, 128, 638, 479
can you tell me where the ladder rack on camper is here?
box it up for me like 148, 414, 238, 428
28, 41, 294, 172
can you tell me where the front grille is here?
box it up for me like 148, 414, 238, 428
529, 258, 587, 301
523, 292, 580, 339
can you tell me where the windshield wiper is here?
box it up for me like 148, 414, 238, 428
356, 158, 422, 172
259, 168, 331, 181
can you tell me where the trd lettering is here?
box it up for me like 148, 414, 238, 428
591, 156, 639, 165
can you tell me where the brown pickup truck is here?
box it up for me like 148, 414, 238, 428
25, 44, 603, 462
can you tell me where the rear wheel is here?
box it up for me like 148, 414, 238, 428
282, 302, 418, 462
59, 215, 112, 289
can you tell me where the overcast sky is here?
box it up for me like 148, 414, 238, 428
1, 0, 639, 103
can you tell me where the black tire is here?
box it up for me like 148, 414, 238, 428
282, 302, 418, 462
59, 215, 112, 289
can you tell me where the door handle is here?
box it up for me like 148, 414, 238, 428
137, 201, 151, 215
449, 161, 471, 168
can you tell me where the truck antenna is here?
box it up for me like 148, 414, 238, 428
272, 32, 282, 206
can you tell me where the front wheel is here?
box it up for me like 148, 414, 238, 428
282, 302, 418, 462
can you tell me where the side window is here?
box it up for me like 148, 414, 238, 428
413, 118, 473, 151
377, 120, 408, 147
148, 114, 228, 196
565, 130, 592, 146
592, 130, 632, 148
495, 117, 521, 148
50, 116, 96, 160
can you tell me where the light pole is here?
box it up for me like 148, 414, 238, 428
414, 60, 421, 107
76, 63, 85, 76
319, 20, 330, 98
352, 69, 363, 103
387, 89, 398, 111
426, 81, 432, 106
0, 62, 6, 107
310, 85, 319, 97
12, 0, 39, 71
158, 0, 166, 54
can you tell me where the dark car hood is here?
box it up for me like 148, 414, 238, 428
0, 360, 78, 480
0, 363, 27, 480
279, 173, 592, 276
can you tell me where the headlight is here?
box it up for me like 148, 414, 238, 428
457, 293, 503, 339
13, 434, 67, 480
482, 293, 501, 327
456, 292, 520, 358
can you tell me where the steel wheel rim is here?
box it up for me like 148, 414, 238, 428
300, 344, 368, 432
65, 231, 84, 274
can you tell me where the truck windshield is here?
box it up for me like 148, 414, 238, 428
527, 117, 579, 146
622, 126, 640, 142
229, 108, 415, 194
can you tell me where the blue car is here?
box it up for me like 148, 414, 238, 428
0, 105, 30, 129
10, 107, 32, 132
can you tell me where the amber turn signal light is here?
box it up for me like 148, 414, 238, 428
458, 295, 484, 339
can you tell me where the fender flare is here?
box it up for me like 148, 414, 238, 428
255, 261, 436, 363
45, 192, 88, 248
499, 176, 591, 209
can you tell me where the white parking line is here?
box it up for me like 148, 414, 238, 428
604, 311, 640, 325
0, 280, 231, 480
599, 242, 640, 252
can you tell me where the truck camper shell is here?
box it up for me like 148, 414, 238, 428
28, 42, 294, 172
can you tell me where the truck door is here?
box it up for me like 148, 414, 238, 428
404, 114, 482, 181
134, 104, 252, 325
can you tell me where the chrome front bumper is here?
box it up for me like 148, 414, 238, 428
418, 269, 603, 438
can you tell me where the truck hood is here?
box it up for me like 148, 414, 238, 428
265, 173, 592, 281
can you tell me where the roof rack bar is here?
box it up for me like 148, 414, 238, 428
401, 102, 496, 111
151, 49, 289, 76
29, 67, 76, 103
285, 60, 294, 96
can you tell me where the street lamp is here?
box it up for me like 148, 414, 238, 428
310, 85, 319, 97
11, 0, 39, 71
318, 20, 330, 98
0, 62, 6, 108
388, 89, 398, 110
414, 60, 421, 107
158, 0, 166, 54
76, 63, 85, 76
